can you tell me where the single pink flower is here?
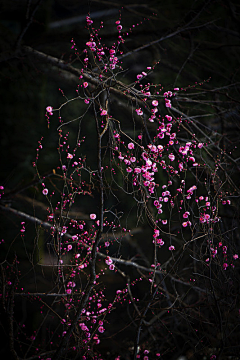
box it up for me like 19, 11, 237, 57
168, 154, 175, 161
98, 326, 105, 333
100, 109, 107, 116
46, 106, 53, 113
83, 82, 88, 88
105, 257, 113, 265
165, 115, 172, 121
136, 108, 143, 116
90, 213, 96, 220
42, 188, 48, 195
128, 142, 134, 150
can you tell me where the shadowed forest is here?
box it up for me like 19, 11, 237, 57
1, 1, 240, 359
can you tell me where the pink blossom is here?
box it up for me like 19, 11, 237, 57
128, 142, 134, 150
98, 326, 105, 333
187, 185, 197, 193
109, 264, 115, 270
152, 100, 158, 106
162, 220, 167, 225
168, 154, 175, 161
136, 108, 143, 116
165, 99, 171, 108
80, 323, 88, 331
100, 109, 107, 116
223, 263, 228, 270
67, 153, 73, 159
153, 229, 160, 237
86, 41, 96, 48
42, 188, 48, 195
198, 143, 204, 148
66, 289, 72, 294
67, 245, 72, 251
90, 213, 96, 220
134, 167, 141, 174
105, 257, 113, 265
137, 74, 143, 80
46, 106, 53, 113
169, 245, 175, 251
156, 238, 164, 246
86, 16, 93, 25
233, 254, 238, 260
83, 82, 88, 88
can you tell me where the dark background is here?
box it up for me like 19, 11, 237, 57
0, 1, 240, 359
